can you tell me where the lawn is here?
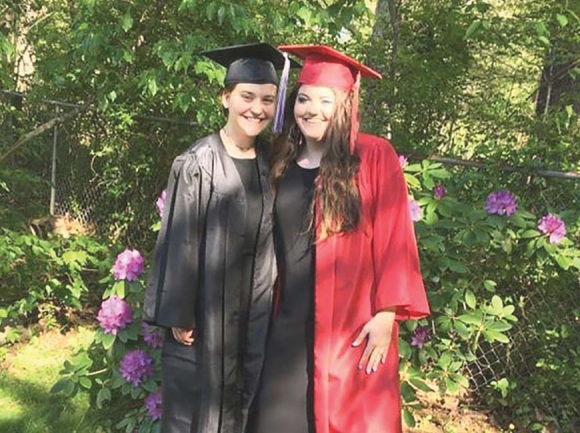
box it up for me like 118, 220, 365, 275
0, 327, 109, 433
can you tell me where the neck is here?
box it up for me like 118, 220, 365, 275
220, 126, 256, 158
297, 139, 324, 168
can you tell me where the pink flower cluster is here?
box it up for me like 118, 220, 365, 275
145, 388, 162, 421
119, 349, 154, 387
156, 189, 167, 217
411, 326, 431, 349
485, 190, 518, 216
408, 198, 422, 222
112, 249, 145, 281
537, 213, 566, 244
141, 322, 164, 349
97, 295, 132, 335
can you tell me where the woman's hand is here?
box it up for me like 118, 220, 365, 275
352, 309, 396, 374
172, 327, 195, 346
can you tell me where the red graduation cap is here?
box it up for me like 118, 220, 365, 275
279, 45, 382, 153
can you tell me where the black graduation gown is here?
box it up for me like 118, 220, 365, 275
144, 132, 277, 433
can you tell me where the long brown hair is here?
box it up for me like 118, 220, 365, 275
270, 86, 361, 236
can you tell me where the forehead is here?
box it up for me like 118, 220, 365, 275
297, 84, 336, 98
234, 82, 277, 96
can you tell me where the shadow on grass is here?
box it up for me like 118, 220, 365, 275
0, 373, 113, 433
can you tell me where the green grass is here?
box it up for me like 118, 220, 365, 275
0, 327, 109, 433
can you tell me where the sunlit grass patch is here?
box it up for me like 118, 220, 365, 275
0, 327, 105, 433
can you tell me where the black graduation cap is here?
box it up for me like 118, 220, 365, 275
201, 42, 298, 86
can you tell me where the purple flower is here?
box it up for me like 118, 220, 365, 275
433, 184, 446, 200
145, 388, 162, 421
537, 213, 566, 244
411, 326, 431, 349
398, 155, 408, 168
408, 198, 422, 222
97, 295, 132, 335
485, 190, 518, 216
156, 189, 167, 217
112, 248, 145, 281
119, 350, 154, 387
141, 322, 164, 349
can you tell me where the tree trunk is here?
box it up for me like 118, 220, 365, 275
536, 41, 580, 116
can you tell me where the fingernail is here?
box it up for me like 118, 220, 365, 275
358, 365, 362, 370
373, 366, 377, 372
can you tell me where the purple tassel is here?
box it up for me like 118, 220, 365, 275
273, 53, 290, 134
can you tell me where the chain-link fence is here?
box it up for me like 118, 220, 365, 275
2, 91, 580, 430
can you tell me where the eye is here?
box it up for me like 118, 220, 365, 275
297, 95, 309, 104
321, 98, 334, 105
242, 94, 253, 102
262, 97, 275, 105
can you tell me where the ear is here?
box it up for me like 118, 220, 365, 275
221, 91, 230, 110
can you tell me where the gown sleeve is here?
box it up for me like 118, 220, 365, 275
369, 138, 430, 321
143, 152, 206, 329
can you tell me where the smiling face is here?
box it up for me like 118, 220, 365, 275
293, 84, 338, 145
222, 83, 277, 138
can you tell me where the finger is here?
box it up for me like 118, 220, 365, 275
368, 347, 383, 374
381, 347, 388, 364
352, 327, 369, 347
184, 329, 195, 344
358, 342, 374, 370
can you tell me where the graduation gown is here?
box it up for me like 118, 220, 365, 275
144, 133, 277, 433
311, 134, 430, 433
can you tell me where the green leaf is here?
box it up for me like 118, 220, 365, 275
79, 377, 92, 389
450, 372, 470, 388
538, 36, 551, 47
464, 20, 481, 39
491, 295, 503, 312
96, 387, 111, 409
448, 259, 468, 274
400, 380, 416, 402
555, 254, 571, 270
454, 320, 470, 339
483, 280, 497, 292
120, 13, 134, 32
50, 378, 70, 394
483, 329, 510, 344
464, 289, 476, 309
102, 332, 116, 350
457, 313, 482, 325
486, 321, 513, 332
402, 408, 416, 427
556, 14, 568, 28
62, 250, 89, 267
409, 378, 435, 392
520, 229, 539, 239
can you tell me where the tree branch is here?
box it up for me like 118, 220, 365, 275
0, 103, 91, 164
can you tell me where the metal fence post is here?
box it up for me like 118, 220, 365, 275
50, 105, 59, 215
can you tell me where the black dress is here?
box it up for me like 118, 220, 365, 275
249, 162, 318, 433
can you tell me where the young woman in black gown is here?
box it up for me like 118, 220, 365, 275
144, 43, 294, 433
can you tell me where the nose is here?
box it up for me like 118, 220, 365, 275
250, 100, 265, 116
304, 100, 321, 117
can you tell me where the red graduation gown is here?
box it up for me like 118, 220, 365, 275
313, 134, 430, 433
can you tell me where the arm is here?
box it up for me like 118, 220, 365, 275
353, 138, 430, 373
143, 153, 206, 331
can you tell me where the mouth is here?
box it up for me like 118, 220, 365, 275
300, 118, 325, 124
243, 116, 266, 123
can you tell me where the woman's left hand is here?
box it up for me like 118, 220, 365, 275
352, 309, 396, 374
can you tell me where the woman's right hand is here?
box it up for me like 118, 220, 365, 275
171, 327, 195, 346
